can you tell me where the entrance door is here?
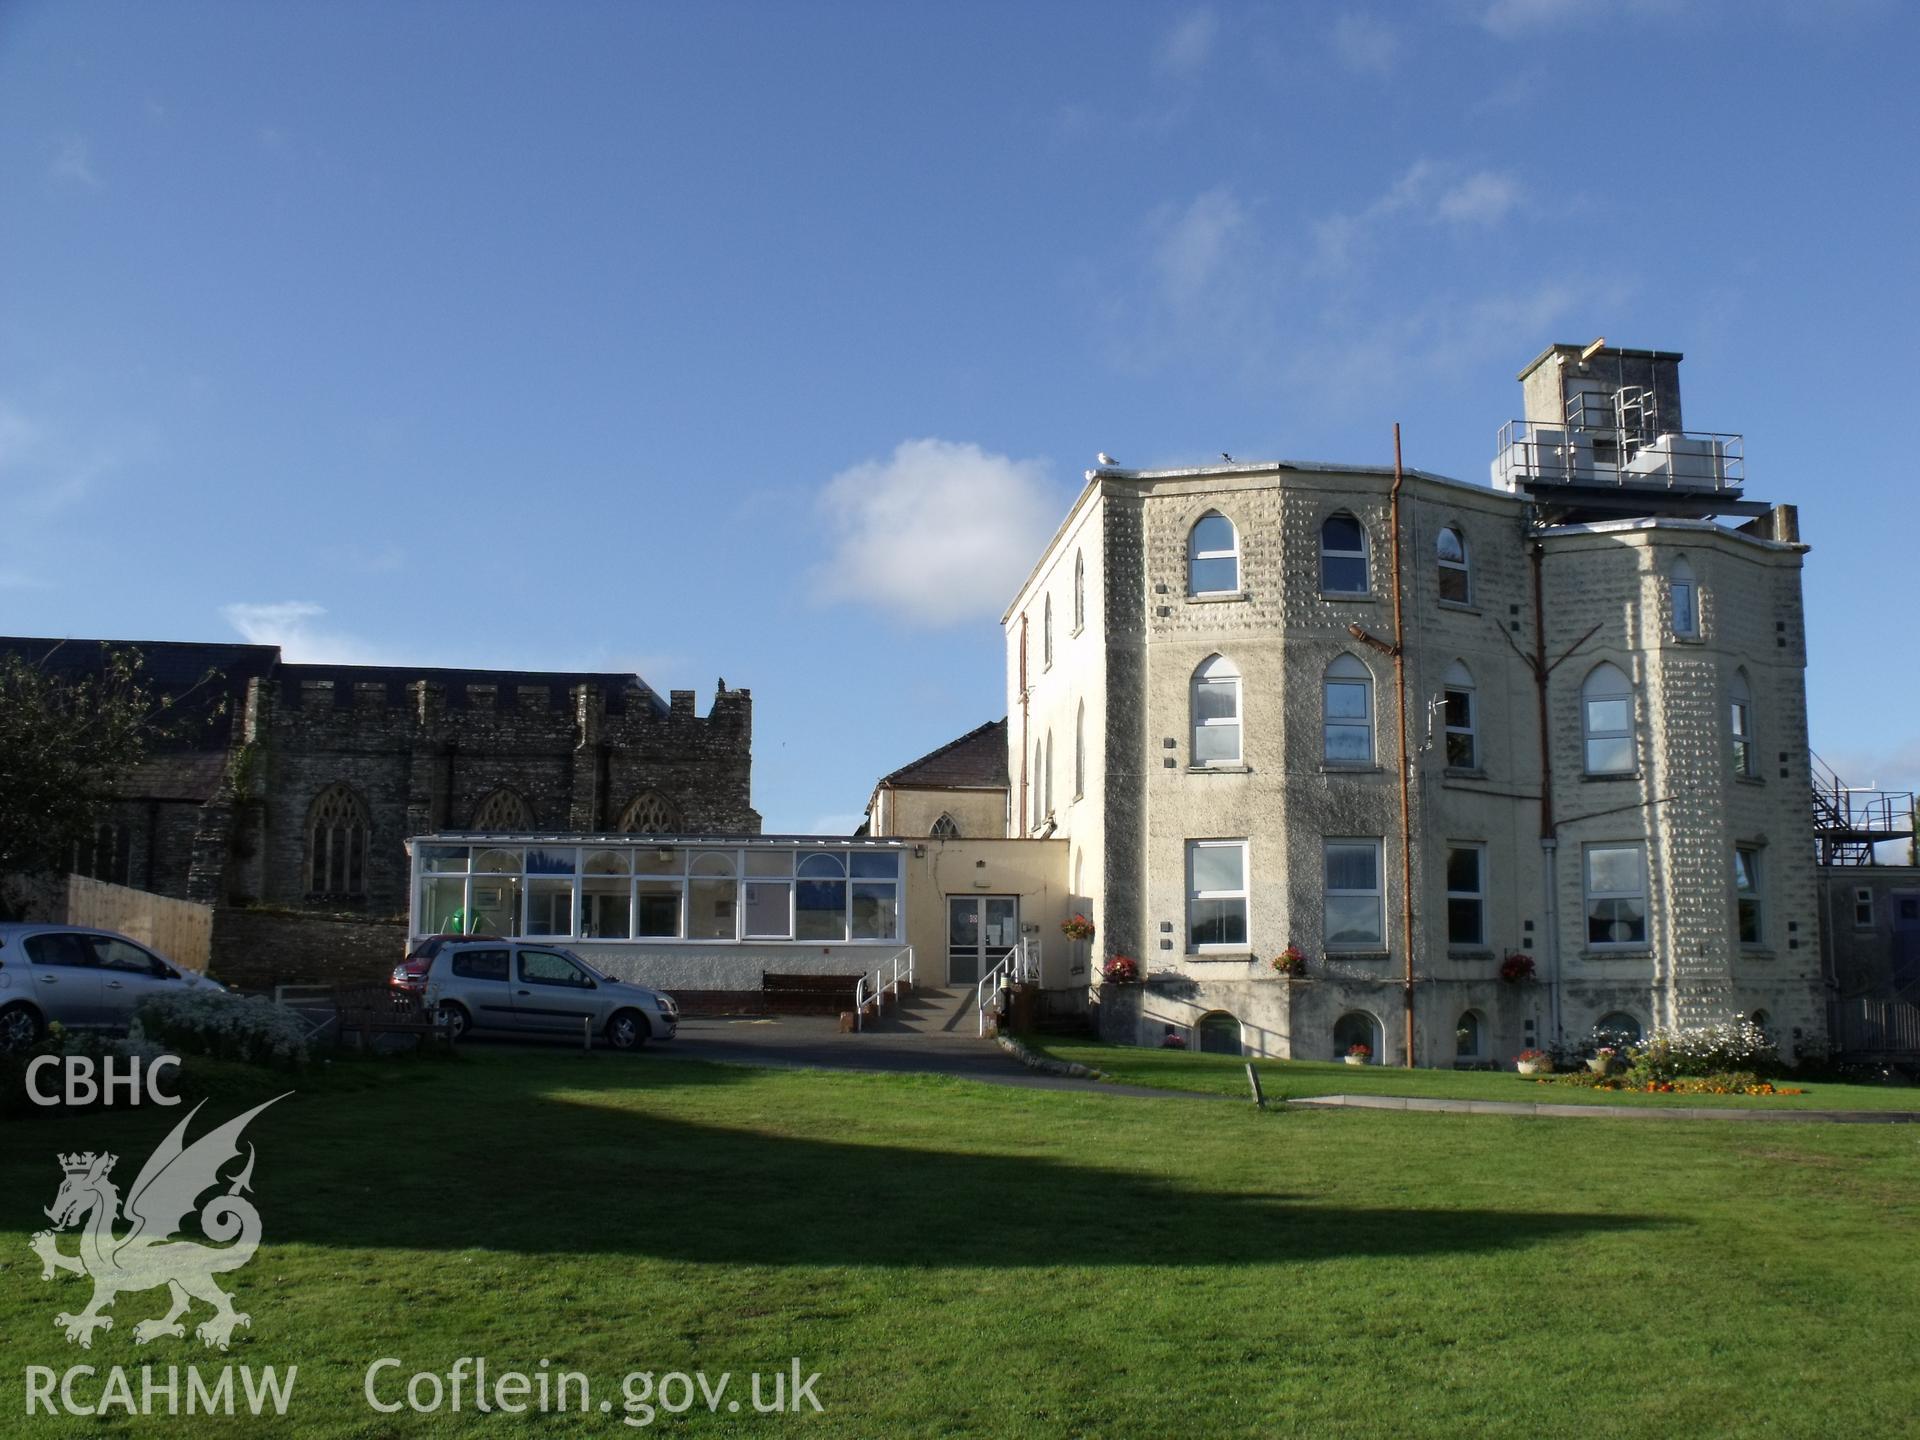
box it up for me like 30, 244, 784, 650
948, 896, 1019, 986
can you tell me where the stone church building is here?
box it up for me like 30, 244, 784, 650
3, 637, 757, 918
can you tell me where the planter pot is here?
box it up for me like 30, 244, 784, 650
1516, 1060, 1552, 1076
1344, 1054, 1368, 1066
1586, 1057, 1615, 1075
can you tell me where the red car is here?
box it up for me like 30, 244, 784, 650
391, 934, 504, 994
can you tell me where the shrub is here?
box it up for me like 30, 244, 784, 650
133, 989, 310, 1072
1626, 1017, 1779, 1083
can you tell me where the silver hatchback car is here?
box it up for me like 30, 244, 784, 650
423, 941, 677, 1051
0, 923, 215, 1051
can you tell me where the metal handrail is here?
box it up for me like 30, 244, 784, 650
1494, 418, 1744, 491
975, 938, 1042, 1036
853, 946, 916, 1032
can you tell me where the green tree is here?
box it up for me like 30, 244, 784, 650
0, 645, 206, 915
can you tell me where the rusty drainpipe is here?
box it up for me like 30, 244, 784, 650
1017, 614, 1030, 837
1391, 425, 1416, 1068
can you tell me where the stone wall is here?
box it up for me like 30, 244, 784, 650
209, 908, 409, 992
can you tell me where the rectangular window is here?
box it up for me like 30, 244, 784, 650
525, 878, 575, 937
420, 875, 470, 935
1671, 580, 1697, 636
1446, 845, 1485, 946
1854, 887, 1875, 929
1443, 688, 1476, 769
743, 880, 794, 939
1730, 697, 1754, 777
582, 877, 632, 939
1324, 679, 1373, 764
1187, 840, 1249, 950
1324, 839, 1384, 950
1584, 844, 1647, 948
634, 880, 683, 938
1734, 846, 1764, 946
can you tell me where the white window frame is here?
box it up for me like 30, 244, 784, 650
1445, 843, 1486, 947
1323, 838, 1384, 951
1186, 839, 1250, 953
1042, 594, 1053, 669
1730, 671, 1755, 778
1320, 513, 1370, 595
1583, 842, 1648, 950
1191, 654, 1243, 767
1074, 700, 1086, 799
1437, 526, 1471, 604
1443, 661, 1477, 770
1072, 550, 1086, 633
1670, 557, 1699, 638
1734, 845, 1764, 947
1188, 512, 1240, 597
1582, 663, 1635, 776
1323, 654, 1374, 765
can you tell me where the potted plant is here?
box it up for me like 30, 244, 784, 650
1344, 1043, 1372, 1066
1500, 953, 1536, 984
1515, 1047, 1554, 1076
1160, 1029, 1187, 1049
1061, 912, 1096, 942
1587, 1045, 1619, 1075
1271, 945, 1307, 978
1101, 955, 1140, 985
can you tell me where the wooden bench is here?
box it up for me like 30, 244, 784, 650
332, 982, 445, 1052
760, 973, 863, 1016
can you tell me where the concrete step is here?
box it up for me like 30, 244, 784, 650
869, 982, 981, 1036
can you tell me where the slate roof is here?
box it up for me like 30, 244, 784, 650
877, 718, 1009, 790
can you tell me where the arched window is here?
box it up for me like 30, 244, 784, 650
1749, 1009, 1773, 1042
616, 790, 682, 834
1593, 1011, 1642, 1046
1032, 741, 1043, 830
1437, 526, 1470, 604
1045, 729, 1054, 816
1074, 700, 1086, 799
1581, 663, 1634, 775
1729, 669, 1755, 777
1188, 512, 1239, 596
1333, 1010, 1380, 1063
930, 813, 961, 839
1324, 654, 1374, 764
1670, 556, 1699, 637
1455, 1010, 1485, 1060
1320, 513, 1369, 594
1442, 660, 1477, 769
71, 822, 130, 886
1073, 550, 1086, 632
1043, 595, 1053, 668
1191, 654, 1242, 767
306, 782, 371, 896
1197, 1012, 1243, 1056
470, 786, 533, 831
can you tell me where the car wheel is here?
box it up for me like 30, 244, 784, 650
438, 1002, 472, 1042
0, 1002, 44, 1053
606, 1010, 647, 1051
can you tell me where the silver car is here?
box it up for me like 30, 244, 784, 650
423, 941, 677, 1051
0, 923, 215, 1051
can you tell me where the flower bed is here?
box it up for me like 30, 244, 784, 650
134, 989, 311, 1072
1544, 1069, 1804, 1097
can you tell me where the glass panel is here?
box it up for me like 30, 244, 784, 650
1189, 897, 1247, 947
1326, 844, 1378, 891
519, 949, 591, 987
25, 932, 96, 968
1195, 679, 1238, 722
1588, 847, 1641, 894
633, 848, 682, 876
525, 848, 578, 876
1456, 1012, 1480, 1057
1587, 899, 1646, 945
1738, 898, 1762, 945
583, 849, 630, 875
949, 900, 980, 948
420, 846, 469, 873
1190, 555, 1237, 594
1587, 699, 1630, 732
687, 877, 737, 939
1733, 850, 1756, 891
1322, 514, 1365, 552
746, 850, 794, 877
1191, 514, 1235, 553
525, 879, 574, 936
1438, 567, 1469, 603
1325, 723, 1372, 764
983, 898, 1020, 947
743, 880, 793, 938
1446, 847, 1480, 892
1447, 898, 1483, 945
796, 880, 847, 941
797, 853, 847, 878
1443, 691, 1471, 728
851, 882, 897, 940
1672, 583, 1696, 633
1446, 732, 1476, 768
689, 851, 736, 877
469, 876, 523, 935
1321, 555, 1368, 593
421, 876, 471, 935
1437, 529, 1465, 564
1190, 843, 1244, 893
635, 881, 682, 938
1325, 682, 1368, 719
849, 852, 899, 878
473, 848, 522, 874
1325, 896, 1382, 946
1586, 737, 1633, 773
582, 877, 631, 938
1194, 723, 1239, 763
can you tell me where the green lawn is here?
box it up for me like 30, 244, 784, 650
4, 1048, 1918, 1437
1028, 1037, 1920, 1110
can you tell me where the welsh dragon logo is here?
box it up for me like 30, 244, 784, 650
30, 1095, 287, 1350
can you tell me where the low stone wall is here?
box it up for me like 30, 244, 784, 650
210, 908, 408, 992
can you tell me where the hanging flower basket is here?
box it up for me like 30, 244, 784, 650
1271, 946, 1307, 977
1101, 955, 1140, 984
1499, 953, 1536, 984
1061, 913, 1096, 942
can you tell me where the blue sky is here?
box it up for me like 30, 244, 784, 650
3, 0, 1915, 833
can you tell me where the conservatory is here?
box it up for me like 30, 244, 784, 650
405, 834, 907, 946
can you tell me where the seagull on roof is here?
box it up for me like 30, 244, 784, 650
1096, 452, 1118, 466
1221, 452, 1234, 463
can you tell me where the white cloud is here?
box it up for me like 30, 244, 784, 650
1329, 13, 1403, 74
1152, 188, 1249, 305
49, 134, 100, 188
1313, 161, 1523, 271
1155, 8, 1219, 79
812, 439, 1063, 626
1436, 171, 1524, 226
220, 601, 397, 664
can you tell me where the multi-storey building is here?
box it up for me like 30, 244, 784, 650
1003, 343, 1824, 1064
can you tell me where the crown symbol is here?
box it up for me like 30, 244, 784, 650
58, 1152, 113, 1176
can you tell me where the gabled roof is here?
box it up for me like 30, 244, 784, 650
878, 718, 1009, 791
